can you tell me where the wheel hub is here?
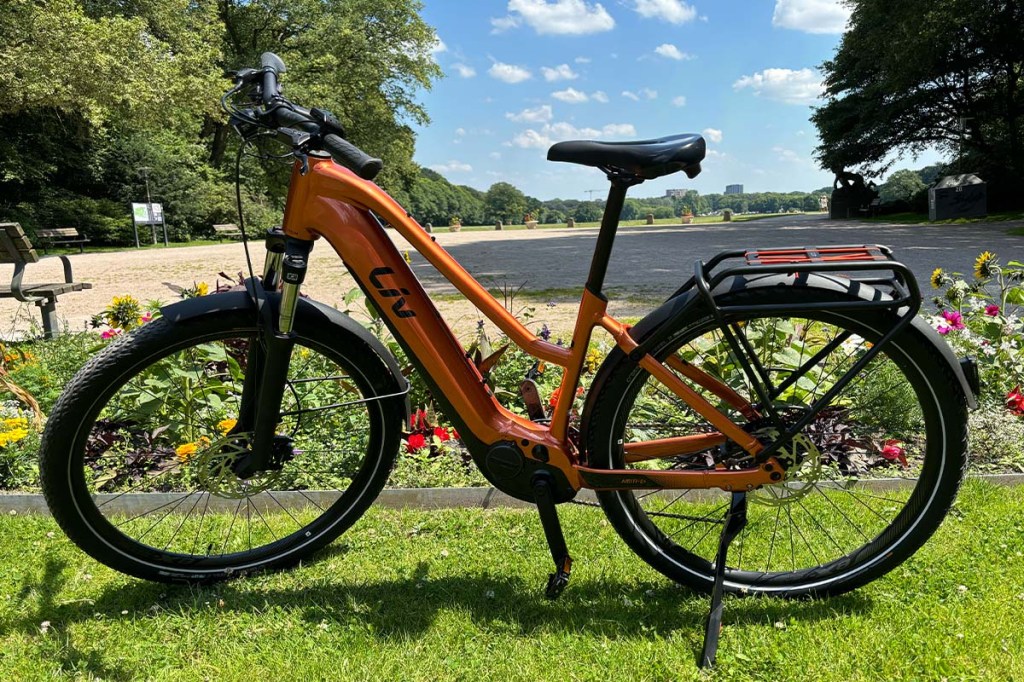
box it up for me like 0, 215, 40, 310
750, 429, 822, 507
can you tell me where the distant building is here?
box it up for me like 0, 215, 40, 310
725, 184, 744, 195
664, 189, 687, 198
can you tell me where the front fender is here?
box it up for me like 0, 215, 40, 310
159, 291, 411, 415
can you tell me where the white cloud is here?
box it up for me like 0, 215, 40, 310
733, 68, 824, 105
430, 38, 447, 54
591, 90, 609, 103
702, 127, 723, 143
489, 61, 532, 84
622, 89, 657, 101
506, 104, 554, 123
575, 56, 591, 64
634, 0, 697, 24
672, 95, 687, 107
541, 64, 578, 81
430, 160, 472, 173
552, 87, 589, 103
455, 128, 466, 136
511, 121, 637, 148
490, 15, 521, 32
489, 152, 502, 160
772, 0, 850, 34
654, 44, 694, 61
773, 146, 803, 162
494, 0, 615, 36
451, 63, 476, 78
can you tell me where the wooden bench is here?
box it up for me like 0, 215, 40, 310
36, 227, 90, 254
213, 223, 244, 240
0, 223, 92, 338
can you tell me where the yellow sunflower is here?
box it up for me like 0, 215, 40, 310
930, 267, 944, 289
974, 251, 997, 280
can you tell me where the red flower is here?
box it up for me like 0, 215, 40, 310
451, 429, 460, 440
548, 386, 584, 408
985, 304, 1000, 317
406, 433, 427, 452
880, 439, 908, 467
409, 409, 429, 431
433, 426, 451, 442
1007, 386, 1024, 416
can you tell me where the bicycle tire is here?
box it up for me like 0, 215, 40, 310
39, 304, 405, 583
584, 284, 968, 598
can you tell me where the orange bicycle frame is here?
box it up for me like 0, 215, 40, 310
281, 154, 780, 492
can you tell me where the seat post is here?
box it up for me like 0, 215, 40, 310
585, 179, 631, 295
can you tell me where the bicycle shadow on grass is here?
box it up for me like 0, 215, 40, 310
4, 553, 874, 647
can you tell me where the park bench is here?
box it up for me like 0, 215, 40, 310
213, 223, 244, 240
36, 227, 90, 254
0, 222, 92, 338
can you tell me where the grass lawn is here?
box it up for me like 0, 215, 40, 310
863, 210, 1024, 226
1, 479, 1022, 681
430, 212, 813, 233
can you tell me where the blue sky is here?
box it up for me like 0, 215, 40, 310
412, 0, 939, 200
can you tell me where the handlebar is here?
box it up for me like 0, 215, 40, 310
229, 52, 383, 181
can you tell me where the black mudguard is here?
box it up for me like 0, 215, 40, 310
159, 291, 411, 417
581, 271, 977, 447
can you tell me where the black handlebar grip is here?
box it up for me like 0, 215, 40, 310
323, 134, 383, 180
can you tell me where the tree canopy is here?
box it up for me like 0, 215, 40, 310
812, 0, 1024, 207
0, 0, 440, 243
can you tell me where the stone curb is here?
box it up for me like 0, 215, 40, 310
3, 473, 1023, 516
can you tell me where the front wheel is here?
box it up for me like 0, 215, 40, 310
39, 302, 406, 583
584, 286, 968, 598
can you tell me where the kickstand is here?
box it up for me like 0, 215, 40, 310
531, 471, 573, 599
699, 491, 748, 669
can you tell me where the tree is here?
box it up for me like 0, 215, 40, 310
484, 182, 527, 223
879, 169, 927, 203
812, 0, 1024, 207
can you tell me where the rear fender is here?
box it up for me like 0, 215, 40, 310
582, 272, 977, 448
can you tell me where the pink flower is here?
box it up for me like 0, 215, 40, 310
985, 305, 1000, 317
101, 329, 121, 339
140, 312, 153, 323
880, 439, 908, 467
941, 310, 965, 330
936, 325, 950, 335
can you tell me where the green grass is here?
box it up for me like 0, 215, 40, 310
46, 239, 229, 256
863, 210, 1024, 226
431, 212, 813, 233
1, 479, 1022, 680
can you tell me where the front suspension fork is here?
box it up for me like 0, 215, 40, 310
233, 230, 313, 478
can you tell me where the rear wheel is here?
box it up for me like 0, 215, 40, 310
39, 305, 405, 583
585, 287, 967, 598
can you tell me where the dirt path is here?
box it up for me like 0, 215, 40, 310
0, 228, 652, 341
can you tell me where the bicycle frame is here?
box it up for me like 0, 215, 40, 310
280, 153, 781, 493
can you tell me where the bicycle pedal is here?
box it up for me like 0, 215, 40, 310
544, 556, 573, 600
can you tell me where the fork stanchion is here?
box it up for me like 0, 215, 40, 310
699, 491, 748, 668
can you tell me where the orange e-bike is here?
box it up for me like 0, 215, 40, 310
39, 53, 978, 666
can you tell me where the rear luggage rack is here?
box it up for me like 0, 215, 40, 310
668, 244, 921, 317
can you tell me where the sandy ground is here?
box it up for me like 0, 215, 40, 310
4, 214, 1021, 342
0, 227, 651, 342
